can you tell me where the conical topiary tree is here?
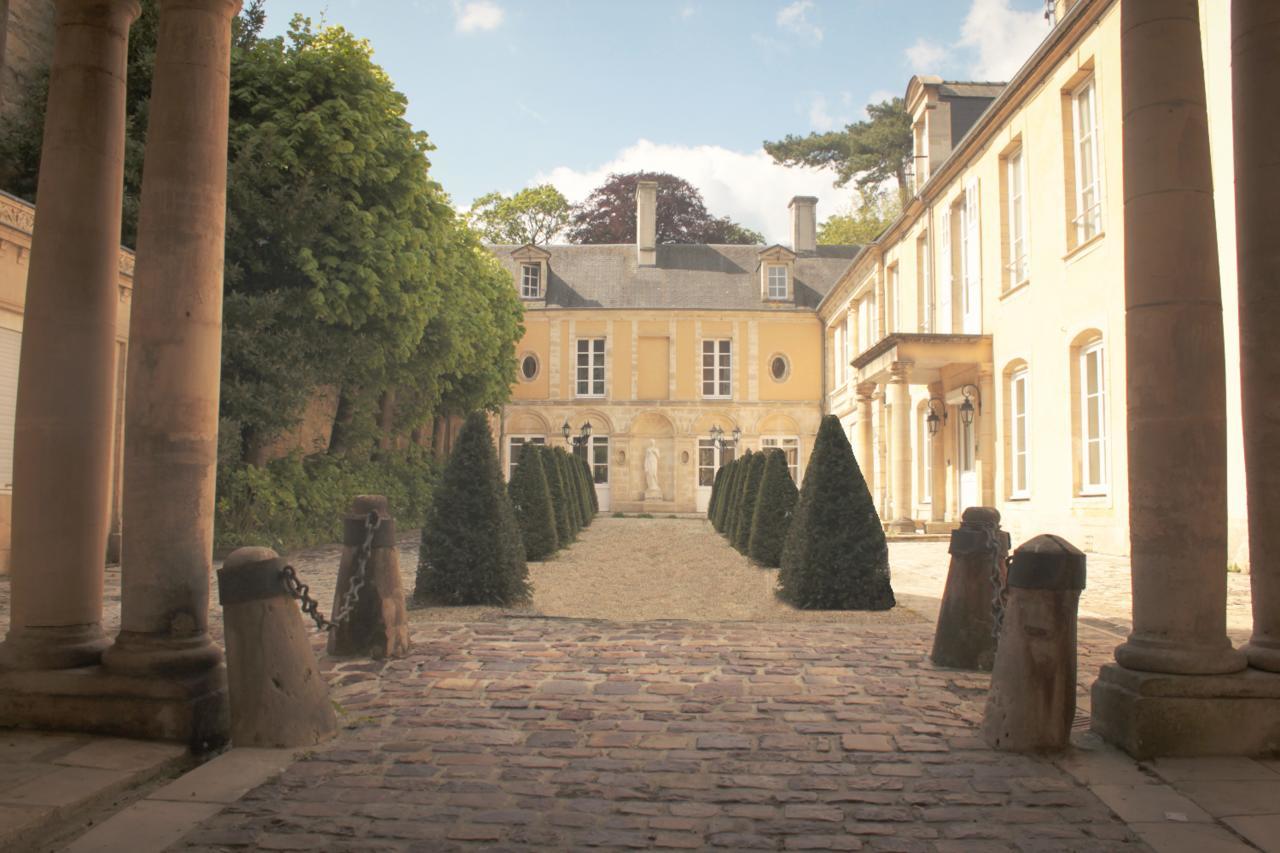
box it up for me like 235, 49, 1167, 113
416, 412, 531, 605
716, 455, 743, 535
725, 450, 753, 544
555, 448, 584, 533
708, 464, 726, 521
748, 449, 799, 568
540, 446, 574, 546
580, 455, 599, 514
573, 452, 594, 525
710, 459, 730, 531
508, 442, 559, 561
733, 451, 768, 553
778, 415, 895, 610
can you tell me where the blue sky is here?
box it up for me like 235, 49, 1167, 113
264, 0, 1051, 242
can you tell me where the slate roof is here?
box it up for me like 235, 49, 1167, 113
938, 81, 1007, 99
489, 243, 861, 311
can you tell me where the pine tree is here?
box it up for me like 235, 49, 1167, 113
778, 415, 895, 610
416, 412, 530, 605
580, 455, 599, 514
725, 450, 753, 543
507, 443, 559, 561
708, 464, 726, 521
733, 451, 768, 553
540, 445, 575, 547
748, 449, 799, 568
552, 448, 583, 534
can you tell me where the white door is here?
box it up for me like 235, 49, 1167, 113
590, 435, 610, 512
957, 415, 978, 513
962, 178, 982, 334
696, 439, 735, 513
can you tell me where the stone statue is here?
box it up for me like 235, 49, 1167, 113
644, 440, 661, 496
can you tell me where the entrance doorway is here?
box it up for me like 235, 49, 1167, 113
696, 438, 735, 513
590, 435, 610, 512
957, 414, 978, 513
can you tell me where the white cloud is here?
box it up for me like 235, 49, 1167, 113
777, 0, 823, 42
679, 4, 696, 19
453, 0, 504, 33
807, 95, 837, 132
905, 37, 950, 73
958, 0, 1049, 79
532, 139, 850, 245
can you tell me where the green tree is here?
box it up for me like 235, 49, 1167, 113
554, 448, 584, 533
580, 455, 599, 514
540, 446, 575, 546
778, 415, 895, 610
714, 456, 742, 534
567, 172, 763, 245
707, 464, 727, 521
748, 450, 799, 568
764, 97, 913, 207
818, 186, 904, 246
416, 412, 530, 605
725, 450, 753, 544
508, 443, 559, 561
732, 451, 768, 554
468, 184, 571, 244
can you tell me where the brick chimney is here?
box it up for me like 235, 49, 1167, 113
636, 180, 658, 266
789, 196, 818, 254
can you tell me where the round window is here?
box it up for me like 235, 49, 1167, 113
520, 354, 539, 381
769, 354, 790, 382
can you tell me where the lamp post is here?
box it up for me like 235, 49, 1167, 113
562, 419, 592, 451
709, 424, 741, 450
926, 397, 947, 437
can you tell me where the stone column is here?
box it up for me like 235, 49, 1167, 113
103, 0, 241, 685
1112, 0, 1244, 676
0, 0, 139, 671
888, 364, 914, 533
976, 368, 996, 508
1234, 0, 1280, 673
854, 383, 876, 480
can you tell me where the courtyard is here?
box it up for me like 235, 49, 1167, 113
2, 517, 1273, 852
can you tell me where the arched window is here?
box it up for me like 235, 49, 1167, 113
1070, 331, 1108, 495
1003, 360, 1030, 498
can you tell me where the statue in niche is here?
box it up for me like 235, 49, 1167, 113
644, 440, 661, 497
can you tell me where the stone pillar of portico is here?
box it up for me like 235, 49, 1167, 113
1234, 0, 1280, 673
854, 383, 876, 480
102, 0, 241, 714
888, 364, 914, 533
0, 0, 139, 671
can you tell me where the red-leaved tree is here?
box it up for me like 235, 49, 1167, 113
566, 172, 763, 245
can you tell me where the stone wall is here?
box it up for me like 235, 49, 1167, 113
1, 0, 54, 122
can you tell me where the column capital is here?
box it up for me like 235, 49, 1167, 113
855, 381, 878, 401
54, 0, 141, 27
889, 361, 914, 382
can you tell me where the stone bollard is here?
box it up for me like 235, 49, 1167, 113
327, 495, 410, 659
982, 534, 1087, 753
930, 507, 1010, 671
217, 547, 338, 748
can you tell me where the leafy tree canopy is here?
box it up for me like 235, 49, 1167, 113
468, 184, 571, 245
566, 172, 762, 245
764, 97, 913, 207
818, 186, 903, 246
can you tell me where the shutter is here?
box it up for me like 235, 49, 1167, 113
938, 208, 952, 333
0, 329, 21, 490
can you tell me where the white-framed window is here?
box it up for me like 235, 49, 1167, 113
1011, 368, 1030, 497
702, 339, 732, 398
918, 231, 933, 333
761, 436, 800, 482
767, 265, 789, 299
1007, 147, 1029, 286
961, 178, 982, 334
520, 263, 541, 299
888, 264, 901, 334
1080, 340, 1108, 493
576, 338, 605, 397
507, 435, 546, 480
1072, 77, 1103, 244
590, 435, 609, 484
697, 438, 736, 487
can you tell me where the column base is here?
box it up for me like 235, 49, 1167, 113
0, 662, 229, 751
101, 630, 224, 678
1114, 633, 1248, 675
1244, 638, 1280, 674
1090, 663, 1280, 759
0, 624, 109, 670
887, 518, 918, 535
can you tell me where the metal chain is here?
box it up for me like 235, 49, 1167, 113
987, 524, 1012, 641
280, 510, 382, 633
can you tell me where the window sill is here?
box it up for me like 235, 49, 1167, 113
702, 396, 733, 402
1075, 489, 1109, 499
1063, 231, 1105, 263
575, 394, 606, 400
1007, 494, 1031, 502
999, 279, 1031, 301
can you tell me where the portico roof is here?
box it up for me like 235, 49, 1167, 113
852, 333, 993, 385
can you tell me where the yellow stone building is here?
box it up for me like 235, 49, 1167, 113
491, 189, 855, 514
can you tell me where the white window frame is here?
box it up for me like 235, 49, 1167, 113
697, 438, 735, 488
767, 265, 789, 300
575, 338, 606, 398
1007, 148, 1029, 286
590, 435, 609, 484
1011, 368, 1030, 498
1072, 77, 1103, 245
919, 231, 933, 333
889, 263, 901, 334
507, 435, 546, 480
702, 339, 732, 399
961, 178, 982, 334
520, 263, 541, 299
1080, 340, 1108, 494
761, 435, 800, 482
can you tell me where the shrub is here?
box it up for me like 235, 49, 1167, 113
748, 449, 799, 568
507, 442, 559, 561
573, 452, 594, 525
540, 446, 575, 546
778, 415, 895, 610
714, 455, 742, 535
732, 451, 768, 553
725, 451, 754, 545
707, 464, 726, 522
415, 412, 530, 605
580, 454, 599, 514
552, 447, 584, 534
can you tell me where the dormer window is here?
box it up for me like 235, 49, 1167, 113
520, 263, 541, 298
767, 265, 789, 300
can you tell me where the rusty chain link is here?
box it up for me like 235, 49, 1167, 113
280, 510, 382, 632
988, 524, 1012, 641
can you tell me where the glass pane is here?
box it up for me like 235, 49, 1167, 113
1017, 454, 1027, 490
593, 381, 604, 396
703, 340, 714, 354
1088, 441, 1101, 483
719, 368, 730, 383
1085, 351, 1099, 395
703, 382, 714, 396
699, 447, 714, 467
1087, 396, 1100, 439
593, 339, 604, 354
